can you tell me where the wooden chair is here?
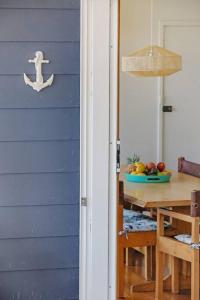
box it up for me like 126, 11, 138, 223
178, 157, 200, 277
123, 196, 155, 282
178, 157, 200, 178
117, 181, 175, 298
156, 190, 200, 300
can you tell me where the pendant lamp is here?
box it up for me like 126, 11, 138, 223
122, 0, 182, 77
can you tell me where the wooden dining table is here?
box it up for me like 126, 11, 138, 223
120, 169, 200, 209
120, 168, 200, 293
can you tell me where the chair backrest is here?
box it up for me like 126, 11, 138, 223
118, 181, 124, 231
119, 181, 124, 205
119, 180, 134, 210
178, 158, 200, 216
178, 157, 200, 178
191, 190, 200, 217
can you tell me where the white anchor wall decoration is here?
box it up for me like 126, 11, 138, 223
24, 51, 54, 92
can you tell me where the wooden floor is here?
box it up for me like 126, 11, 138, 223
119, 252, 191, 300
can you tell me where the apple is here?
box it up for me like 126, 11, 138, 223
146, 162, 156, 171
157, 162, 166, 172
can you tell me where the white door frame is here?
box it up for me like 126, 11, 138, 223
109, 0, 119, 299
80, 1, 118, 300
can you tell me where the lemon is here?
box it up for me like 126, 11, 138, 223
134, 162, 145, 174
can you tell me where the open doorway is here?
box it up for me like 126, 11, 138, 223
117, 1, 200, 299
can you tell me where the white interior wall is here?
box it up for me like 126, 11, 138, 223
120, 0, 200, 165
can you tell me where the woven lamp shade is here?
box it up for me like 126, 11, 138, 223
122, 45, 182, 77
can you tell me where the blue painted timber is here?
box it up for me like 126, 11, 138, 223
0, 75, 80, 108
0, 0, 80, 9
0, 1, 80, 299
0, 43, 80, 74
0, 10, 80, 41
0, 269, 79, 299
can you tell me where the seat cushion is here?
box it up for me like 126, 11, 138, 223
175, 234, 200, 250
174, 234, 200, 245
123, 209, 158, 232
123, 208, 143, 221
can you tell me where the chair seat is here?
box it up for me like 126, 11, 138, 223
123, 209, 162, 232
175, 234, 200, 245
174, 234, 200, 250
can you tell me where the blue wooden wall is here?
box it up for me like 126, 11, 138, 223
0, 1, 80, 299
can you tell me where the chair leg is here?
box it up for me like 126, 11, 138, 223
182, 260, 190, 278
171, 257, 180, 294
118, 242, 125, 298
151, 246, 156, 280
125, 248, 128, 265
144, 246, 152, 281
191, 250, 199, 300
125, 248, 134, 266
155, 248, 164, 300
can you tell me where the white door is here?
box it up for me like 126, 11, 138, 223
163, 24, 200, 170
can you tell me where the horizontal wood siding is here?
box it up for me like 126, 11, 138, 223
0, 205, 79, 238
0, 269, 79, 299
0, 108, 80, 141
0, 1, 80, 299
0, 10, 80, 41
0, 173, 79, 206
0, 141, 79, 173
0, 0, 80, 9
0, 237, 79, 271
0, 43, 80, 74
0, 75, 80, 108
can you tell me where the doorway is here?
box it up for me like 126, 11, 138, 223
116, 0, 200, 299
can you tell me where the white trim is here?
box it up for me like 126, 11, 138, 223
159, 20, 200, 27
157, 76, 164, 162
156, 23, 165, 162
157, 20, 200, 161
79, 1, 89, 299
80, 1, 112, 300
109, 1, 119, 299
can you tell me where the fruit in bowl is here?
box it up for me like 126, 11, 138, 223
127, 154, 140, 174
148, 168, 158, 176
146, 162, 156, 172
126, 155, 171, 179
134, 162, 145, 174
125, 153, 173, 184
127, 161, 146, 174
157, 162, 165, 172
127, 164, 136, 174
162, 171, 171, 176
